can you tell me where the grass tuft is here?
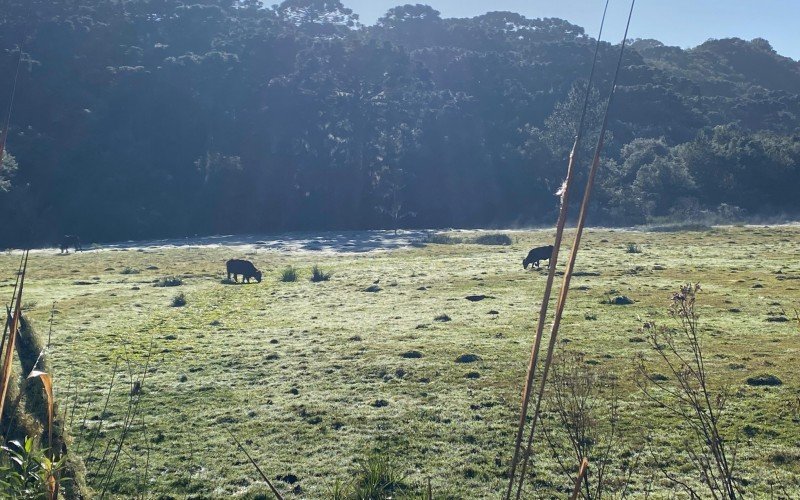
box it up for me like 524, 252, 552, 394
171, 292, 187, 307
310, 265, 332, 282
625, 242, 642, 253
280, 266, 298, 282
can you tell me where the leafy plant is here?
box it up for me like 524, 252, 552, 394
0, 437, 67, 499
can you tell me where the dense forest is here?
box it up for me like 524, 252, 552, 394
0, 0, 798, 246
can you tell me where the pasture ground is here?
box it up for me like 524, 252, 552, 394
2, 225, 799, 498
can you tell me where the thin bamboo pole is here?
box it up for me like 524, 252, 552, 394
513, 2, 636, 496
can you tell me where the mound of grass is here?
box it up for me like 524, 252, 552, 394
604, 295, 634, 305
472, 233, 512, 246
171, 292, 187, 307
455, 353, 481, 363
310, 265, 332, 282
154, 276, 183, 287
120, 267, 140, 275
280, 266, 298, 282
426, 233, 462, 245
746, 374, 782, 386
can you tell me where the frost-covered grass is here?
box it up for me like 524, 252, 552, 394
3, 226, 799, 498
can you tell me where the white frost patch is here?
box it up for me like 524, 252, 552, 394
22, 230, 434, 256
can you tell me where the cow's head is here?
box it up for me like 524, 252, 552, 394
255, 270, 263, 283
522, 258, 530, 270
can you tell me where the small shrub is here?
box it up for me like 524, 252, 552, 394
626, 242, 642, 254
120, 267, 140, 275
472, 233, 512, 246
154, 276, 183, 287
310, 265, 332, 282
280, 266, 298, 282
171, 293, 186, 307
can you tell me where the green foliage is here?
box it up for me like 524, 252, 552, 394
280, 266, 298, 282
0, 5, 798, 245
0, 150, 18, 192
0, 437, 67, 499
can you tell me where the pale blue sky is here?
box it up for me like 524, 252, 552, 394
343, 0, 800, 61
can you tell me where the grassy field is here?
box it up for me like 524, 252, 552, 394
2, 225, 799, 498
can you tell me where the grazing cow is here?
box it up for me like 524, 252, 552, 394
523, 245, 554, 270
226, 259, 262, 283
60, 235, 82, 253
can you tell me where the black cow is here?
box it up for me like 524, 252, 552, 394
60, 235, 82, 253
226, 259, 262, 283
523, 245, 554, 270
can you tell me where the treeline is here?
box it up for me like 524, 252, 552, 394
0, 0, 798, 246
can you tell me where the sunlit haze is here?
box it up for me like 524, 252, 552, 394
345, 0, 800, 60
